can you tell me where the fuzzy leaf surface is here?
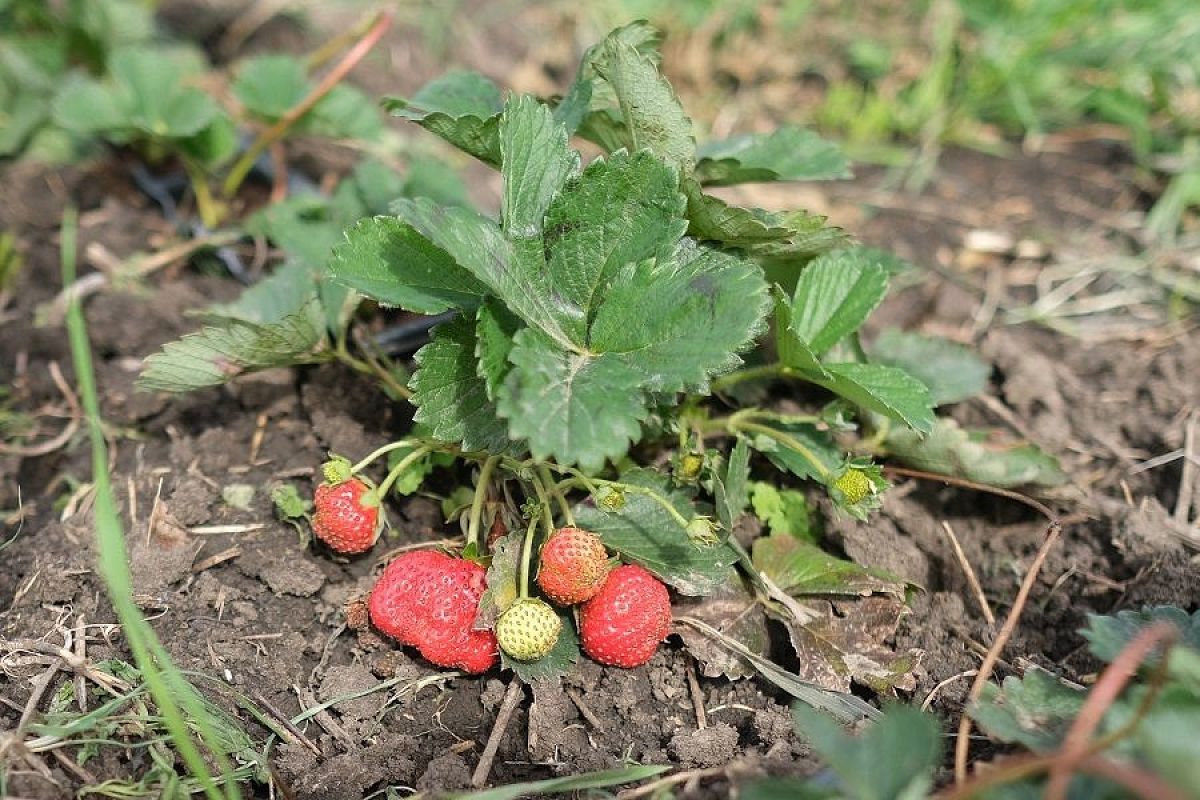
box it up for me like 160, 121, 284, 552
409, 315, 510, 453
695, 126, 850, 186
329, 216, 488, 313
573, 469, 738, 594
685, 185, 847, 260
138, 301, 324, 393
807, 362, 935, 434
870, 328, 991, 406
589, 240, 768, 391
591, 37, 695, 172
496, 328, 646, 471
786, 249, 890, 355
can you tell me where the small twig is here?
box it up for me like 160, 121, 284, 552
617, 765, 730, 800
1174, 412, 1197, 523
883, 465, 1058, 521
565, 687, 604, 730
251, 690, 321, 756
1045, 622, 1177, 800
954, 520, 1062, 783
73, 615, 86, 713
472, 679, 524, 788
684, 657, 707, 730
192, 546, 242, 573
41, 233, 239, 325
17, 662, 61, 732
921, 669, 978, 711
296, 685, 354, 749
941, 520, 996, 627
0, 363, 80, 457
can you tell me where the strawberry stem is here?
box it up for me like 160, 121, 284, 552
350, 439, 421, 474
374, 446, 432, 498
516, 512, 539, 600
466, 455, 501, 549
537, 465, 574, 527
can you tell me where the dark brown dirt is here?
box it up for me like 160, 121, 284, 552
3, 7, 1199, 800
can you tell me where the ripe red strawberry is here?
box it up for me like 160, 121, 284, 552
579, 564, 671, 668
536, 527, 611, 606
368, 550, 498, 673
313, 479, 380, 554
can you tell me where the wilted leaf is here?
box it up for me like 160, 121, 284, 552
778, 595, 921, 694
752, 532, 906, 598
477, 529, 522, 629
885, 417, 1067, 487
674, 570, 768, 679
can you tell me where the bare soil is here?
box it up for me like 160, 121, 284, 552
2, 7, 1198, 799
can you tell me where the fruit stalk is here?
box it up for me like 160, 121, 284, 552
374, 446, 432, 498
538, 465, 575, 527
466, 455, 502, 548
350, 439, 421, 474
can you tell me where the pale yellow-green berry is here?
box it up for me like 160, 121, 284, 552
495, 598, 562, 661
834, 468, 872, 505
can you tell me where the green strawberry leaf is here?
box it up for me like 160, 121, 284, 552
588, 239, 769, 393
773, 285, 828, 377
499, 94, 578, 240
395, 197, 576, 350
752, 533, 907, 598
749, 421, 843, 483
573, 468, 738, 595
109, 46, 220, 138
138, 300, 325, 393
329, 216, 489, 314
304, 83, 383, 140
500, 608, 580, 682
869, 328, 991, 406
786, 248, 890, 355
695, 126, 851, 186
885, 417, 1067, 487
970, 670, 1085, 751
713, 437, 751, 532
409, 315, 512, 454
474, 299, 521, 401
792, 703, 941, 799
685, 184, 847, 261
590, 31, 695, 172
201, 261, 317, 325
52, 76, 128, 134
805, 362, 935, 434
496, 327, 647, 471
233, 54, 307, 119
749, 483, 821, 544
385, 70, 504, 166
1081, 607, 1200, 665
540, 149, 687, 341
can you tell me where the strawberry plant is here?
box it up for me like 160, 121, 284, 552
140, 22, 1063, 698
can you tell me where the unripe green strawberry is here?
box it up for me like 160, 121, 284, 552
536, 527, 611, 605
833, 468, 871, 505
495, 598, 561, 661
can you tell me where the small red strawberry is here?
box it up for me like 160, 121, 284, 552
368, 550, 498, 673
536, 527, 611, 606
579, 564, 671, 668
313, 479, 380, 554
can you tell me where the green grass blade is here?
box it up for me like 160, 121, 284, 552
61, 207, 242, 800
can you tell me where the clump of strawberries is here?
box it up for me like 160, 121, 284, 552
306, 451, 674, 673
368, 550, 498, 673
